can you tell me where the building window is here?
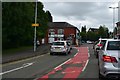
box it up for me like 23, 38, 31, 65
49, 29, 55, 32
58, 29, 64, 35
49, 32, 55, 35
48, 29, 55, 38
49, 29, 55, 35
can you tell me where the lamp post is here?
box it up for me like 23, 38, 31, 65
79, 23, 81, 31
109, 6, 119, 38
34, 0, 38, 52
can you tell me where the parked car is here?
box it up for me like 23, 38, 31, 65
98, 39, 120, 79
86, 40, 93, 44
50, 41, 71, 55
93, 38, 107, 58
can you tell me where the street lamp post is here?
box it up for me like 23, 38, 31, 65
34, 0, 38, 52
109, 6, 119, 38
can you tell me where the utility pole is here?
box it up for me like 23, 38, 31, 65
33, 0, 38, 52
109, 6, 119, 38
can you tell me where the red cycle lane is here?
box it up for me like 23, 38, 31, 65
37, 47, 89, 80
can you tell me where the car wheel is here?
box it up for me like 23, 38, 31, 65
50, 53, 53, 55
65, 51, 68, 55
99, 72, 105, 80
94, 50, 96, 55
68, 50, 70, 54
99, 67, 105, 80
96, 52, 98, 58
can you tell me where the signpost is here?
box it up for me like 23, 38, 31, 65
32, 24, 39, 27
33, 0, 38, 52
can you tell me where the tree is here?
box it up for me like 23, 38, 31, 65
80, 25, 87, 41
46, 11, 53, 22
81, 25, 86, 33
87, 31, 98, 41
98, 25, 109, 38
2, 2, 52, 49
80, 32, 87, 41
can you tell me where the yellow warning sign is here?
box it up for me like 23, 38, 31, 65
32, 23, 39, 27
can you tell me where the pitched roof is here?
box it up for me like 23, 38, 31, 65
116, 21, 120, 26
48, 22, 76, 28
88, 28, 99, 32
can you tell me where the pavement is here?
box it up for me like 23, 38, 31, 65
2, 44, 50, 64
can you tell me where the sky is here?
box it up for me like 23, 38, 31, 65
40, 0, 119, 32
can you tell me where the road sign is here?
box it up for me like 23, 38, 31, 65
32, 23, 39, 27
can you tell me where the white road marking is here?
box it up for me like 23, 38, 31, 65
74, 52, 79, 57
3, 53, 48, 67
87, 47, 90, 58
0, 62, 34, 75
62, 71, 76, 74
87, 47, 89, 51
88, 53, 90, 58
54, 58, 71, 69
82, 59, 89, 71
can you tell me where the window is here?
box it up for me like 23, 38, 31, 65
107, 41, 120, 50
49, 29, 55, 35
58, 29, 64, 35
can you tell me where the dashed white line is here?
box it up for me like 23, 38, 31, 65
74, 52, 79, 57
54, 58, 71, 69
87, 47, 90, 58
87, 47, 89, 52
82, 59, 89, 71
88, 52, 90, 58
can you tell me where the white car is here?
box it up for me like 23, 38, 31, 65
50, 41, 71, 55
98, 39, 120, 79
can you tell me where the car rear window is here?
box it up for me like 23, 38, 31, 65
107, 41, 120, 50
53, 42, 64, 46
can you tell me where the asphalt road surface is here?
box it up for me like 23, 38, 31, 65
2, 43, 99, 80
78, 44, 99, 79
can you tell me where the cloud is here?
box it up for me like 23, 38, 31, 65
42, 2, 119, 32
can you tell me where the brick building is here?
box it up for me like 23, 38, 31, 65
45, 22, 81, 45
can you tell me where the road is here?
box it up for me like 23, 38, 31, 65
2, 44, 99, 80
78, 44, 99, 79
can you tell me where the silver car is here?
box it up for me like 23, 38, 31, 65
50, 41, 71, 55
98, 39, 120, 79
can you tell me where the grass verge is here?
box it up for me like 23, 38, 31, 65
3, 46, 33, 55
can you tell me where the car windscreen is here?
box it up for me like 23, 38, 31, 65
52, 42, 64, 46
107, 41, 120, 50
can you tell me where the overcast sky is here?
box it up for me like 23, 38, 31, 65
40, 0, 119, 32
